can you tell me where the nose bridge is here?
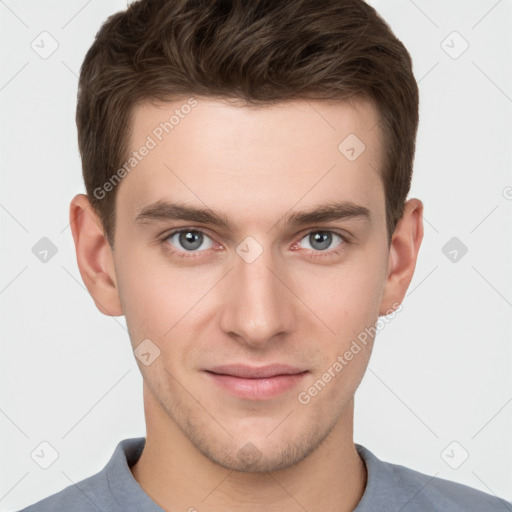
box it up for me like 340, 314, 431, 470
218, 235, 295, 346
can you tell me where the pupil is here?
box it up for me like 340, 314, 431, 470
311, 231, 331, 251
180, 231, 202, 250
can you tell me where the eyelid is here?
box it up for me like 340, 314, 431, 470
292, 229, 347, 254
161, 227, 219, 251
295, 227, 350, 242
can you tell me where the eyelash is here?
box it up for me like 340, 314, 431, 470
160, 228, 349, 260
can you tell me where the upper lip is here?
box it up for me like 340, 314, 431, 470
206, 364, 307, 379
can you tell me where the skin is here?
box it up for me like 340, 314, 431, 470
70, 96, 423, 512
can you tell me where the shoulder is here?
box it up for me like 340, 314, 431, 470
16, 471, 115, 512
355, 444, 510, 512
16, 437, 147, 512
388, 460, 509, 511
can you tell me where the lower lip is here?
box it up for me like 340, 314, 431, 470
205, 371, 308, 400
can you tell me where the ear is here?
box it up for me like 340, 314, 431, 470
69, 194, 123, 316
379, 198, 424, 315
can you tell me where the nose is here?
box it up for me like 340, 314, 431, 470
218, 241, 297, 349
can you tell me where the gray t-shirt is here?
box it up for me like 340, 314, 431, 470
18, 437, 509, 511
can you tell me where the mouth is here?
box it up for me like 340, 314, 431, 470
204, 364, 309, 400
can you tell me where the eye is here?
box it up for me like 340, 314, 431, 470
297, 230, 345, 253
163, 229, 215, 253
161, 228, 347, 260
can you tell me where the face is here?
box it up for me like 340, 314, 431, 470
104, 96, 400, 472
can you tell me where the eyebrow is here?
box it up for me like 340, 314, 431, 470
134, 200, 371, 230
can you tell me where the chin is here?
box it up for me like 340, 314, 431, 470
187, 420, 334, 474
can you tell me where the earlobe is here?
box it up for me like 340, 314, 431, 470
379, 198, 424, 316
69, 194, 123, 317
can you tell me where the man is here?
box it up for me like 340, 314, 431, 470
19, 0, 509, 510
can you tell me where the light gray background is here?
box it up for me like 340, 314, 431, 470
1, 0, 511, 510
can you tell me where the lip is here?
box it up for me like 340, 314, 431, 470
204, 364, 308, 400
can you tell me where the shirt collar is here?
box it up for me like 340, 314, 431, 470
105, 437, 411, 511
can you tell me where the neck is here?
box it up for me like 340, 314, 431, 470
131, 387, 367, 512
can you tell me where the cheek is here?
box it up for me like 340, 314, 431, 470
114, 247, 179, 342
295, 248, 388, 341
114, 229, 388, 353
115, 244, 221, 354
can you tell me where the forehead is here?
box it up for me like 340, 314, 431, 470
116, 96, 384, 227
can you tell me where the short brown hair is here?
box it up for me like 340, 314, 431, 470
76, 0, 419, 247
